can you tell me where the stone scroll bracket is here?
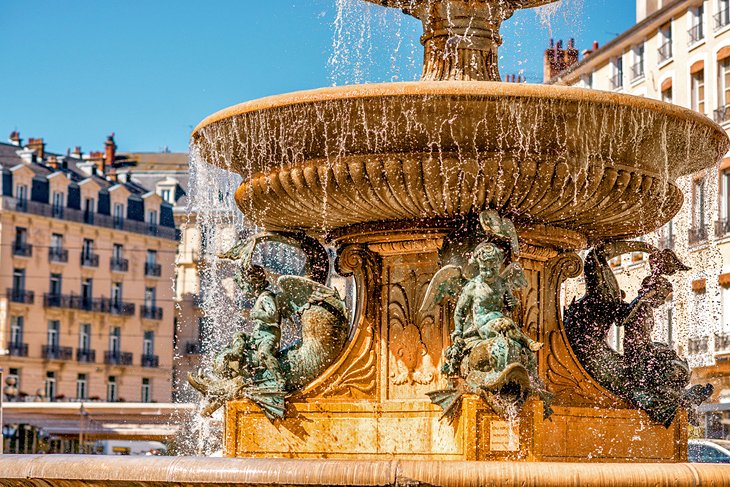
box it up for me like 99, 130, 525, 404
540, 251, 624, 409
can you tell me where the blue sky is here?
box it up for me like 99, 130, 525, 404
0, 1, 635, 154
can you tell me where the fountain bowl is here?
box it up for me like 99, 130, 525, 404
192, 81, 728, 240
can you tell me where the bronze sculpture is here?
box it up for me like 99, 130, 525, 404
422, 210, 543, 419
564, 242, 713, 427
188, 233, 349, 419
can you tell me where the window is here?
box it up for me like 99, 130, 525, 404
161, 189, 172, 203
144, 287, 157, 308
81, 278, 93, 309
694, 177, 706, 228
45, 371, 56, 401
51, 233, 63, 252
76, 373, 88, 400
717, 0, 730, 30
722, 169, 730, 222
112, 244, 124, 261
49, 273, 62, 296
146, 250, 157, 266
632, 43, 645, 80
15, 227, 27, 247
689, 5, 705, 44
141, 378, 151, 403
659, 22, 672, 62
692, 69, 706, 114
612, 57, 624, 89
82, 238, 95, 264
52, 191, 64, 218
10, 316, 24, 345
107, 376, 117, 402
12, 268, 25, 291
143, 331, 155, 356
113, 203, 125, 228
109, 327, 121, 353
15, 183, 28, 210
47, 320, 60, 348
718, 59, 730, 123
83, 197, 95, 224
111, 282, 123, 309
79, 324, 91, 351
661, 85, 673, 103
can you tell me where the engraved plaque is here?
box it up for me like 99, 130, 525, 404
490, 420, 519, 452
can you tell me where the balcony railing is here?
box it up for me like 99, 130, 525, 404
688, 336, 709, 355
7, 288, 34, 304
688, 23, 704, 44
81, 252, 99, 268
658, 41, 672, 63
42, 345, 73, 361
12, 241, 33, 257
715, 105, 730, 124
717, 219, 730, 238
610, 73, 623, 90
630, 62, 644, 81
689, 225, 709, 245
0, 196, 177, 240
110, 257, 129, 273
8, 342, 28, 357
43, 293, 135, 316
141, 306, 163, 320
76, 348, 96, 363
145, 262, 162, 277
185, 342, 201, 355
716, 333, 730, 353
141, 354, 160, 368
104, 350, 133, 366
48, 247, 69, 263
716, 8, 730, 31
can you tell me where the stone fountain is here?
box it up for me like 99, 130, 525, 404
184, 0, 730, 463
3, 0, 730, 485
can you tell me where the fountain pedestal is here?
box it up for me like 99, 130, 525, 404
225, 227, 687, 462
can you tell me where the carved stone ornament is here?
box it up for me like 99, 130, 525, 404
421, 210, 549, 419
188, 232, 350, 420
564, 241, 714, 427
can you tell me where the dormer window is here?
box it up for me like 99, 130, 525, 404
161, 189, 172, 203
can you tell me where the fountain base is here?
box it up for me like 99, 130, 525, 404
226, 397, 687, 462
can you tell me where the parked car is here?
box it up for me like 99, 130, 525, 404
688, 439, 730, 463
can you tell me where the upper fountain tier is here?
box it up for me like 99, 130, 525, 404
191, 81, 729, 242
362, 0, 560, 81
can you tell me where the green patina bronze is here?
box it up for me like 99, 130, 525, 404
188, 233, 349, 420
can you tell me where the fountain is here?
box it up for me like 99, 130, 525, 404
3, 0, 730, 484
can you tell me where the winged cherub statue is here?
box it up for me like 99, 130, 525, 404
188, 233, 349, 420
422, 210, 543, 419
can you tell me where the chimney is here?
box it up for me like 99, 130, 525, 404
544, 38, 580, 82
26, 138, 46, 160
72, 146, 82, 159
582, 41, 600, 58
47, 155, 60, 170
9, 131, 22, 146
104, 132, 117, 173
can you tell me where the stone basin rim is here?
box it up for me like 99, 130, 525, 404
191, 81, 727, 142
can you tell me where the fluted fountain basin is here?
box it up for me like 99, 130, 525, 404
192, 82, 729, 240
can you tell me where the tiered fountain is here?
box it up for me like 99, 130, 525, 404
3, 0, 730, 485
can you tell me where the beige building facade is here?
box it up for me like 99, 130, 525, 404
549, 0, 730, 436
0, 134, 178, 411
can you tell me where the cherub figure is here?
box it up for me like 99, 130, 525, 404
422, 210, 542, 419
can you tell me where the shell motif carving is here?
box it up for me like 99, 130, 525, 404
387, 269, 439, 387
